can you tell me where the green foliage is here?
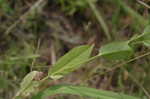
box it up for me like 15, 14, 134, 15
56, 0, 89, 15
0, 42, 38, 65
15, 25, 150, 99
129, 25, 150, 47
87, 0, 111, 40
16, 71, 39, 98
141, 25, 150, 47
0, 77, 9, 89
99, 41, 133, 60
0, 0, 12, 14
17, 25, 150, 98
143, 40, 150, 47
48, 45, 93, 80
1, 0, 149, 98
32, 84, 139, 99
56, 0, 98, 15
114, 0, 148, 26
99, 25, 150, 60
20, 71, 37, 91
57, 0, 112, 40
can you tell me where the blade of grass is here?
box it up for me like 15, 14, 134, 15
32, 84, 139, 99
137, 0, 150, 9
117, 0, 148, 26
87, 0, 112, 41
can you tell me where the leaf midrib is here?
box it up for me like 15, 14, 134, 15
49, 46, 91, 76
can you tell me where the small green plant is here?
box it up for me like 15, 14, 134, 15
13, 25, 150, 99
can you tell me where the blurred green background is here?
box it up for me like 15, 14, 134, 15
0, 0, 150, 99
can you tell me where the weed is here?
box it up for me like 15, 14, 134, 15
12, 25, 150, 99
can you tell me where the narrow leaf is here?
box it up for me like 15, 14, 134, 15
32, 84, 139, 99
143, 40, 150, 47
142, 25, 150, 47
20, 71, 38, 91
15, 71, 39, 98
143, 25, 150, 35
129, 25, 150, 47
99, 41, 133, 60
48, 45, 93, 79
117, 0, 147, 26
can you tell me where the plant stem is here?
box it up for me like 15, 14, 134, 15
87, 0, 112, 41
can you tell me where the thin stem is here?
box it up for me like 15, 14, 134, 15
31, 38, 41, 71
82, 51, 150, 98
103, 51, 150, 98
87, 0, 112, 40
110, 51, 150, 72
137, 0, 150, 9
121, 67, 150, 99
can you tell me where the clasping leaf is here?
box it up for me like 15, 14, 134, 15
142, 25, 150, 47
48, 45, 93, 80
99, 41, 134, 60
16, 71, 39, 97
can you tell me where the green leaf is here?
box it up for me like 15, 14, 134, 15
21, 81, 39, 97
128, 25, 150, 48
129, 26, 150, 46
143, 40, 150, 47
117, 0, 147, 26
32, 84, 139, 99
99, 41, 134, 60
130, 25, 150, 47
0, 0, 13, 13
48, 45, 93, 80
16, 71, 39, 97
143, 25, 150, 35
142, 25, 150, 47
20, 71, 38, 91
141, 25, 150, 41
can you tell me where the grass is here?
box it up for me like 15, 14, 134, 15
0, 0, 150, 99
